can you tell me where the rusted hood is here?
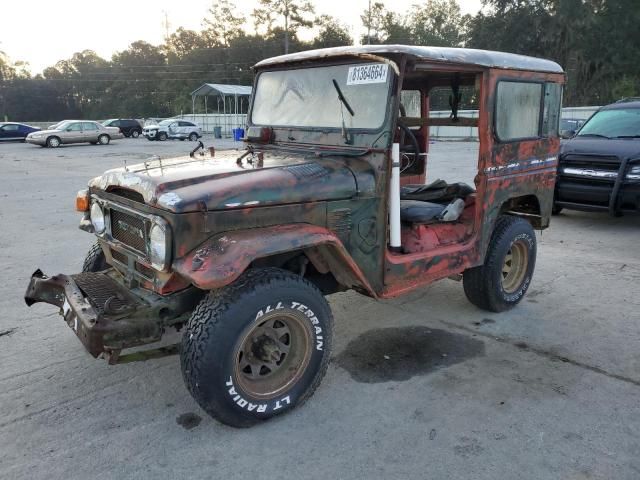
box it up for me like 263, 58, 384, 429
89, 150, 357, 213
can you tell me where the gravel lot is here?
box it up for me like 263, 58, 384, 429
1, 137, 639, 480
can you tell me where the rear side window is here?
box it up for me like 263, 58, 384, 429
495, 81, 542, 141
83, 122, 98, 130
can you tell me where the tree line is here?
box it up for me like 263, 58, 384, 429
1, 0, 639, 121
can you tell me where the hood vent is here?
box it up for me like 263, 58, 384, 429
107, 187, 145, 204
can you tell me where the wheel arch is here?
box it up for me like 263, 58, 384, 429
172, 224, 377, 297
499, 193, 546, 229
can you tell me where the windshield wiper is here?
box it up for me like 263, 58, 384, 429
578, 133, 611, 139
332, 79, 355, 144
614, 135, 640, 139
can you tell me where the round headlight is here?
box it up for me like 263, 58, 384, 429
90, 202, 105, 234
149, 223, 167, 269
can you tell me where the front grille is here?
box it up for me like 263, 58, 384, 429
559, 154, 620, 186
110, 248, 128, 265
561, 154, 620, 170
72, 272, 140, 315
135, 262, 155, 279
110, 209, 147, 253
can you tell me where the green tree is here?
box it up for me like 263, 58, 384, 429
410, 0, 470, 47
252, 0, 315, 53
203, 0, 246, 46
360, 2, 412, 44
312, 15, 353, 48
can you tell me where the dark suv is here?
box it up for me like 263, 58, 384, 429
102, 119, 143, 138
555, 101, 640, 215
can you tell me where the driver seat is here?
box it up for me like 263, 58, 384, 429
399, 179, 475, 224
400, 200, 447, 224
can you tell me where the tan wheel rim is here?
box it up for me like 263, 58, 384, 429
234, 310, 312, 399
501, 240, 529, 294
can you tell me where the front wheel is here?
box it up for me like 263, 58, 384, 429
181, 268, 333, 428
463, 216, 536, 312
46, 136, 61, 148
157, 132, 168, 141
188, 132, 199, 141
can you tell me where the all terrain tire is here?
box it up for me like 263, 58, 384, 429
180, 268, 333, 428
463, 215, 536, 312
82, 242, 108, 272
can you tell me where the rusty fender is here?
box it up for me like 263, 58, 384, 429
173, 223, 377, 296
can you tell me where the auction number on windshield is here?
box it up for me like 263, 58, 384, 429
346, 64, 388, 85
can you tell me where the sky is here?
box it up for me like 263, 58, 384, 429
0, 0, 483, 74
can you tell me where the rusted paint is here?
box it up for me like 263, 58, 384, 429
173, 224, 377, 296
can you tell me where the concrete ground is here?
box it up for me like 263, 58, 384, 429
0, 138, 639, 480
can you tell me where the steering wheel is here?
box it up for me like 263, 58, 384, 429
397, 122, 420, 171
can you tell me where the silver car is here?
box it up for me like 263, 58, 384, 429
142, 119, 202, 141
25, 120, 123, 147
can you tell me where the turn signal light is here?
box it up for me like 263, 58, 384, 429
76, 189, 90, 212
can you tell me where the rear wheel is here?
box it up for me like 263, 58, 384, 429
552, 203, 563, 215
46, 136, 61, 148
82, 242, 108, 272
181, 268, 333, 428
463, 216, 536, 312
98, 134, 110, 145
131, 130, 140, 138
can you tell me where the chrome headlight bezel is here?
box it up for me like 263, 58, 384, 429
90, 202, 106, 234
148, 217, 171, 271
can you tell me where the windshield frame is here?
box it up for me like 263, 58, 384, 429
248, 60, 397, 134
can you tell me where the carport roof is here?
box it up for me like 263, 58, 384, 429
190, 83, 253, 97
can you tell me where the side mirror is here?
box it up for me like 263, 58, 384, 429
66, 127, 74, 132
560, 129, 576, 139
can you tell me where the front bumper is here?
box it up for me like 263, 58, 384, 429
555, 157, 640, 215
143, 129, 158, 139
25, 137, 46, 146
24, 269, 200, 362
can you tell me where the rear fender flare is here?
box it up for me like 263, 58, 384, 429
173, 224, 376, 296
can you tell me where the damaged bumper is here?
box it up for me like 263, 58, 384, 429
24, 269, 199, 362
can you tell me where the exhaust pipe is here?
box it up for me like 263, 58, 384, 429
389, 143, 402, 252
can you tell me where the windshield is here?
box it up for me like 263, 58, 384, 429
54, 121, 70, 130
578, 108, 640, 138
251, 63, 392, 129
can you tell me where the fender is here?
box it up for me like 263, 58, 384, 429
173, 224, 377, 296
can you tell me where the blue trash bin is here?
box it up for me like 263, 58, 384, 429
233, 128, 245, 141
